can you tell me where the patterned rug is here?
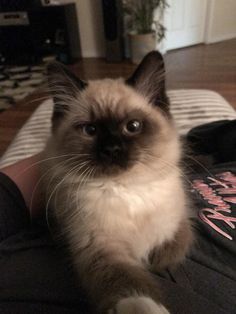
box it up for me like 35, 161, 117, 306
0, 64, 46, 112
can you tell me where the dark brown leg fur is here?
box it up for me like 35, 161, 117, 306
74, 249, 166, 314
149, 220, 193, 272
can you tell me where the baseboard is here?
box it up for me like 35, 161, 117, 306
81, 50, 105, 58
206, 33, 236, 44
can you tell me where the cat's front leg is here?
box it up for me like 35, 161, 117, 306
149, 220, 193, 272
109, 296, 170, 314
73, 248, 170, 314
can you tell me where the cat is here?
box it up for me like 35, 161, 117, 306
42, 51, 193, 314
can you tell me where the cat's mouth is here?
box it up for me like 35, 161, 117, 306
91, 155, 134, 177
98, 158, 130, 175
91, 144, 132, 175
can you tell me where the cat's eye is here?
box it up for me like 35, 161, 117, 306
82, 124, 97, 136
124, 119, 142, 135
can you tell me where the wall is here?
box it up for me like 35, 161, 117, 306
75, 0, 105, 57
74, 0, 236, 57
206, 0, 236, 43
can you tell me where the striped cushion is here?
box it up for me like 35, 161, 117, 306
0, 89, 235, 168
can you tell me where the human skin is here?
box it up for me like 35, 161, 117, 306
0, 154, 43, 218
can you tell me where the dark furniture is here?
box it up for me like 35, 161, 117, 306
0, 2, 81, 65
101, 0, 124, 62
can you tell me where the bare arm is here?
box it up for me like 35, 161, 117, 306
0, 154, 43, 218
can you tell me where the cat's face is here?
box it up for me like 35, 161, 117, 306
47, 52, 179, 178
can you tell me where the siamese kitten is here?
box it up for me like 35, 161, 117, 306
42, 52, 193, 314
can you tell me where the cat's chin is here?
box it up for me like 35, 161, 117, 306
94, 163, 131, 178
89, 157, 135, 178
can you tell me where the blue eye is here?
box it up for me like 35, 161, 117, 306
124, 120, 142, 134
82, 124, 97, 136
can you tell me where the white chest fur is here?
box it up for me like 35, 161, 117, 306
65, 170, 187, 263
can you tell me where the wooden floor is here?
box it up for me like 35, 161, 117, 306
0, 38, 236, 157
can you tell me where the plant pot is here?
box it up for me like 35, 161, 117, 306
129, 32, 157, 64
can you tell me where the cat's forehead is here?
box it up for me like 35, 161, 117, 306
75, 79, 153, 121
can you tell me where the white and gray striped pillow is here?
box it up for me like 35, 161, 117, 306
0, 89, 235, 168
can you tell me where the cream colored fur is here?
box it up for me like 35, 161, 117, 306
110, 296, 170, 314
63, 162, 186, 264
47, 80, 186, 262
43, 77, 190, 313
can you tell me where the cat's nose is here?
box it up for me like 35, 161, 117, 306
101, 144, 122, 160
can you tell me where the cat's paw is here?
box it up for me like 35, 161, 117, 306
108, 296, 170, 314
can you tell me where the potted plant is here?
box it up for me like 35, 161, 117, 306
123, 0, 168, 63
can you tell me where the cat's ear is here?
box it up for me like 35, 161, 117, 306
126, 51, 169, 114
47, 62, 87, 131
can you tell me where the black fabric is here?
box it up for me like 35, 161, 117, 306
1, 120, 236, 313
0, 172, 91, 313
165, 162, 236, 314
0, 172, 30, 241
187, 119, 236, 165
0, 230, 90, 314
